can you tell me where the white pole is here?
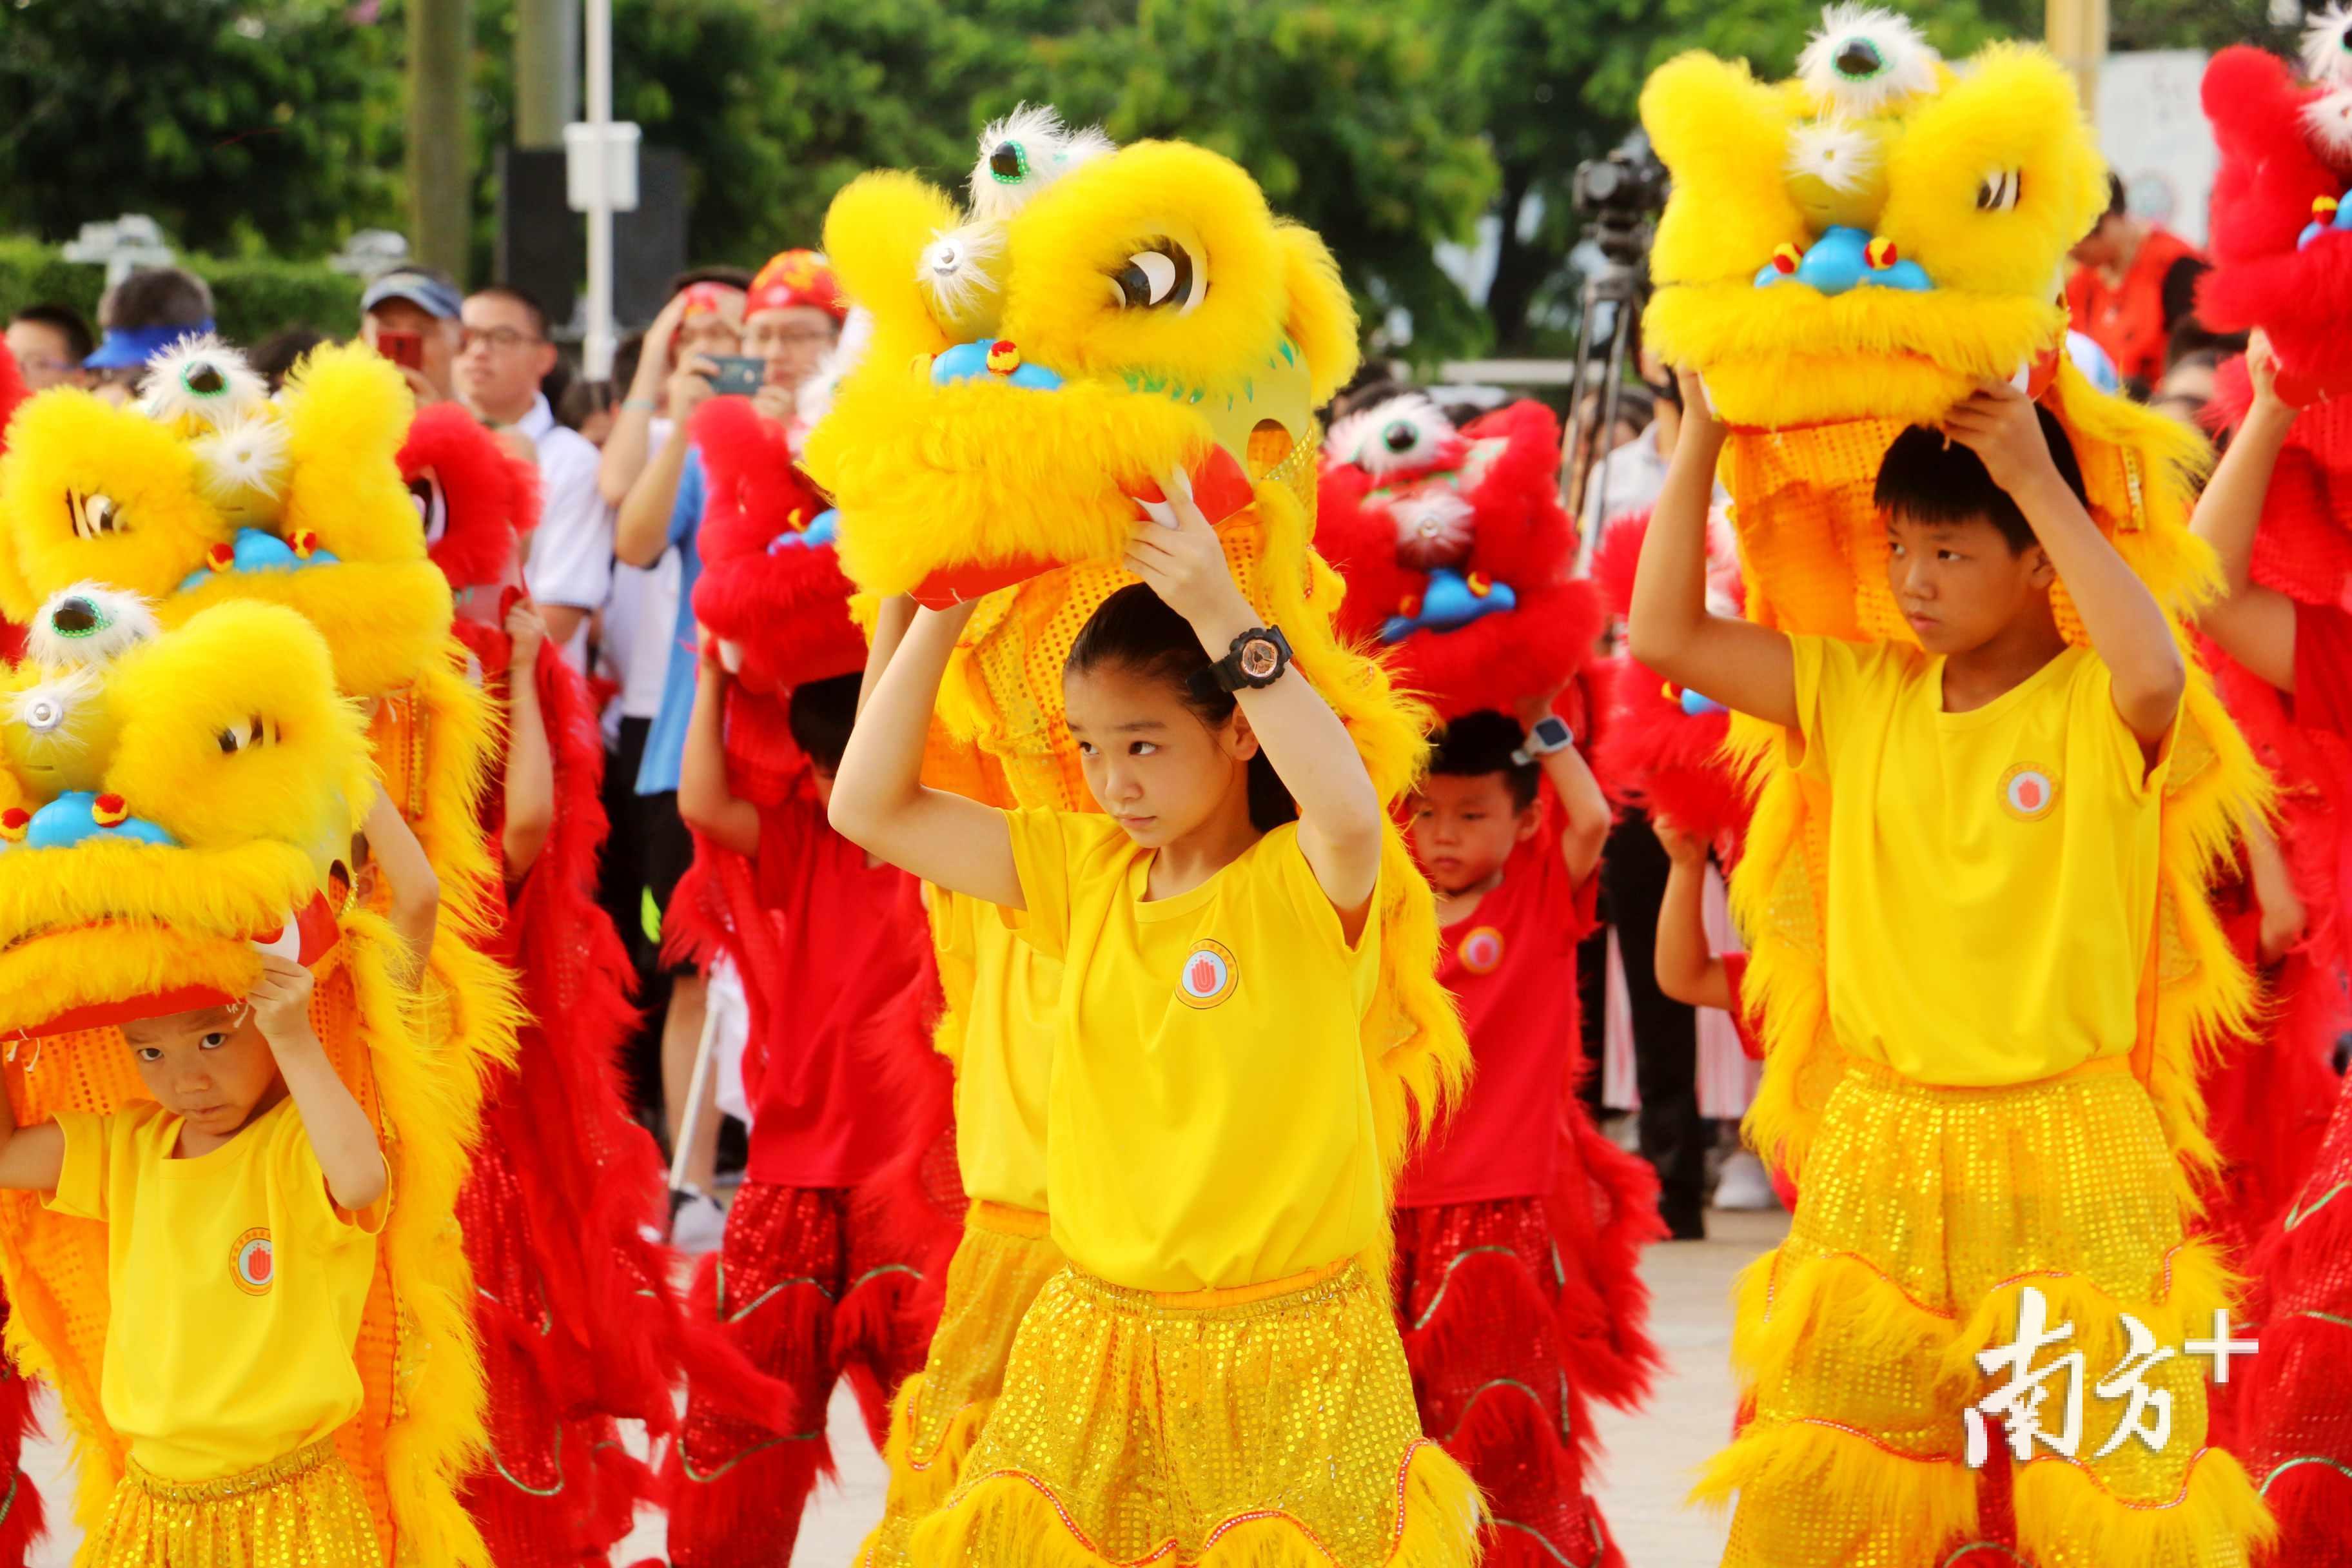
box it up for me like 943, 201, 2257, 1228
582, 0, 616, 379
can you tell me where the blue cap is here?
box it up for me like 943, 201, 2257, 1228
84, 322, 213, 370
360, 269, 462, 321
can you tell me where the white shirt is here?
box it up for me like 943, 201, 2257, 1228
1574, 422, 1729, 574
598, 416, 681, 730
516, 393, 614, 670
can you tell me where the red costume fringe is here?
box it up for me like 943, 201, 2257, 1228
0, 1343, 44, 1568
0, 342, 26, 452
407, 409, 787, 1563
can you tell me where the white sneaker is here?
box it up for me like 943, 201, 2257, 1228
670, 1188, 729, 1253
1714, 1150, 1778, 1211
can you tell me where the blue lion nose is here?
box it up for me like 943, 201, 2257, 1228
1755, 226, 1932, 295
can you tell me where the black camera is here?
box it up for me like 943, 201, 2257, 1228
1572, 133, 1670, 268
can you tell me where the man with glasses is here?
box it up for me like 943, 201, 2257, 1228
6, 304, 95, 393
460, 285, 612, 667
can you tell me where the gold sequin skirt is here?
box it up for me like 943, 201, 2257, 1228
908, 1259, 1484, 1567
1698, 1058, 2273, 1568
859, 1202, 1066, 1568
81, 1439, 383, 1567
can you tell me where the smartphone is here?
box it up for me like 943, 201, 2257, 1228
375, 329, 424, 371
709, 355, 767, 397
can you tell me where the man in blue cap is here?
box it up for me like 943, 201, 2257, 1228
359, 267, 465, 404
84, 268, 213, 405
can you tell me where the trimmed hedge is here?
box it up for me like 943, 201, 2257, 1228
0, 236, 361, 348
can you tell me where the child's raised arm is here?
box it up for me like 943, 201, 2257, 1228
250, 956, 388, 1215
0, 1081, 63, 1193
1122, 483, 1385, 924
1651, 816, 1733, 1013
2190, 332, 2300, 692
500, 600, 556, 876
1627, 373, 1798, 730
1943, 380, 2186, 748
1517, 687, 1609, 886
829, 600, 1025, 908
363, 784, 439, 989
678, 633, 759, 857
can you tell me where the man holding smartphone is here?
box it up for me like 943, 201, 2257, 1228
359, 268, 464, 404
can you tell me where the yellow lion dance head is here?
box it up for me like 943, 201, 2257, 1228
0, 338, 454, 698
807, 117, 1467, 1233
0, 585, 489, 1562
1640, 13, 2265, 1184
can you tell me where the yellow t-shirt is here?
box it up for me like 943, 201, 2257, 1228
46, 1097, 387, 1480
928, 885, 1057, 1213
1789, 637, 2171, 1086
1005, 809, 1385, 1292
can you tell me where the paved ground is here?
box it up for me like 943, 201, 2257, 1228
19, 1206, 1787, 1566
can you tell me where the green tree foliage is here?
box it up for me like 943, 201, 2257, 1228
0, 0, 405, 256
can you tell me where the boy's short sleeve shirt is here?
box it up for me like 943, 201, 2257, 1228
1396, 831, 1596, 1208
1785, 635, 2171, 1086
44, 1099, 382, 1482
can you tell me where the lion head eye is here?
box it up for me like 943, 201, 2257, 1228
1976, 169, 2023, 213
217, 716, 273, 755
66, 491, 124, 540
407, 473, 449, 547
1106, 239, 1204, 313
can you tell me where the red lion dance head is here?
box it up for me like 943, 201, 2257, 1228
1315, 395, 1602, 720
396, 402, 542, 669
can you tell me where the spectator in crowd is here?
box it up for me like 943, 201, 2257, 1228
599, 268, 750, 509
458, 284, 611, 669
2066, 173, 2210, 397
2151, 348, 2224, 430
5, 303, 95, 392
360, 268, 465, 404
561, 377, 619, 444
84, 266, 213, 404
1578, 349, 1726, 570
612, 252, 841, 1239
250, 326, 329, 393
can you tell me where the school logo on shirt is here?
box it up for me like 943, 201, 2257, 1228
1176, 939, 1240, 1010
1999, 763, 2060, 823
1458, 926, 1505, 975
232, 1228, 273, 1297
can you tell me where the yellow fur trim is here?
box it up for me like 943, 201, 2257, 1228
0, 389, 232, 622
1690, 1417, 1981, 1544
273, 344, 423, 570
912, 1441, 1484, 1568
872, 1372, 991, 1524
2014, 1446, 2276, 1565
822, 171, 964, 371
165, 560, 455, 702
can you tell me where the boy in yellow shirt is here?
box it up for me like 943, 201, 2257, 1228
1631, 373, 2268, 1566
0, 952, 392, 1562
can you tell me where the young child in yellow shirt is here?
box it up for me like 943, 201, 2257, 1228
0, 952, 393, 1563
1630, 374, 2268, 1566
832, 494, 1480, 1567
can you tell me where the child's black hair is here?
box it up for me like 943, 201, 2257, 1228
1873, 406, 2090, 554
99, 267, 213, 333
1064, 583, 1297, 832
1428, 709, 1540, 811
788, 672, 863, 774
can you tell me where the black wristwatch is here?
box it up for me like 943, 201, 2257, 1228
1511, 715, 1575, 766
1210, 625, 1292, 692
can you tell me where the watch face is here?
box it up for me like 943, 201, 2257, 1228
1239, 638, 1280, 679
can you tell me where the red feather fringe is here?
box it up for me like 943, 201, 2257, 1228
689, 397, 867, 697
1548, 1103, 1668, 1413
402, 402, 542, 596
0, 1346, 44, 1568
0, 342, 26, 458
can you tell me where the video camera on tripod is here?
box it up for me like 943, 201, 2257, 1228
1563, 133, 1671, 534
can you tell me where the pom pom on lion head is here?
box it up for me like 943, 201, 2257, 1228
0, 589, 371, 1037
0, 341, 451, 700
1641, 19, 2107, 429
1316, 397, 1601, 719
2198, 40, 2352, 404
805, 137, 1358, 607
